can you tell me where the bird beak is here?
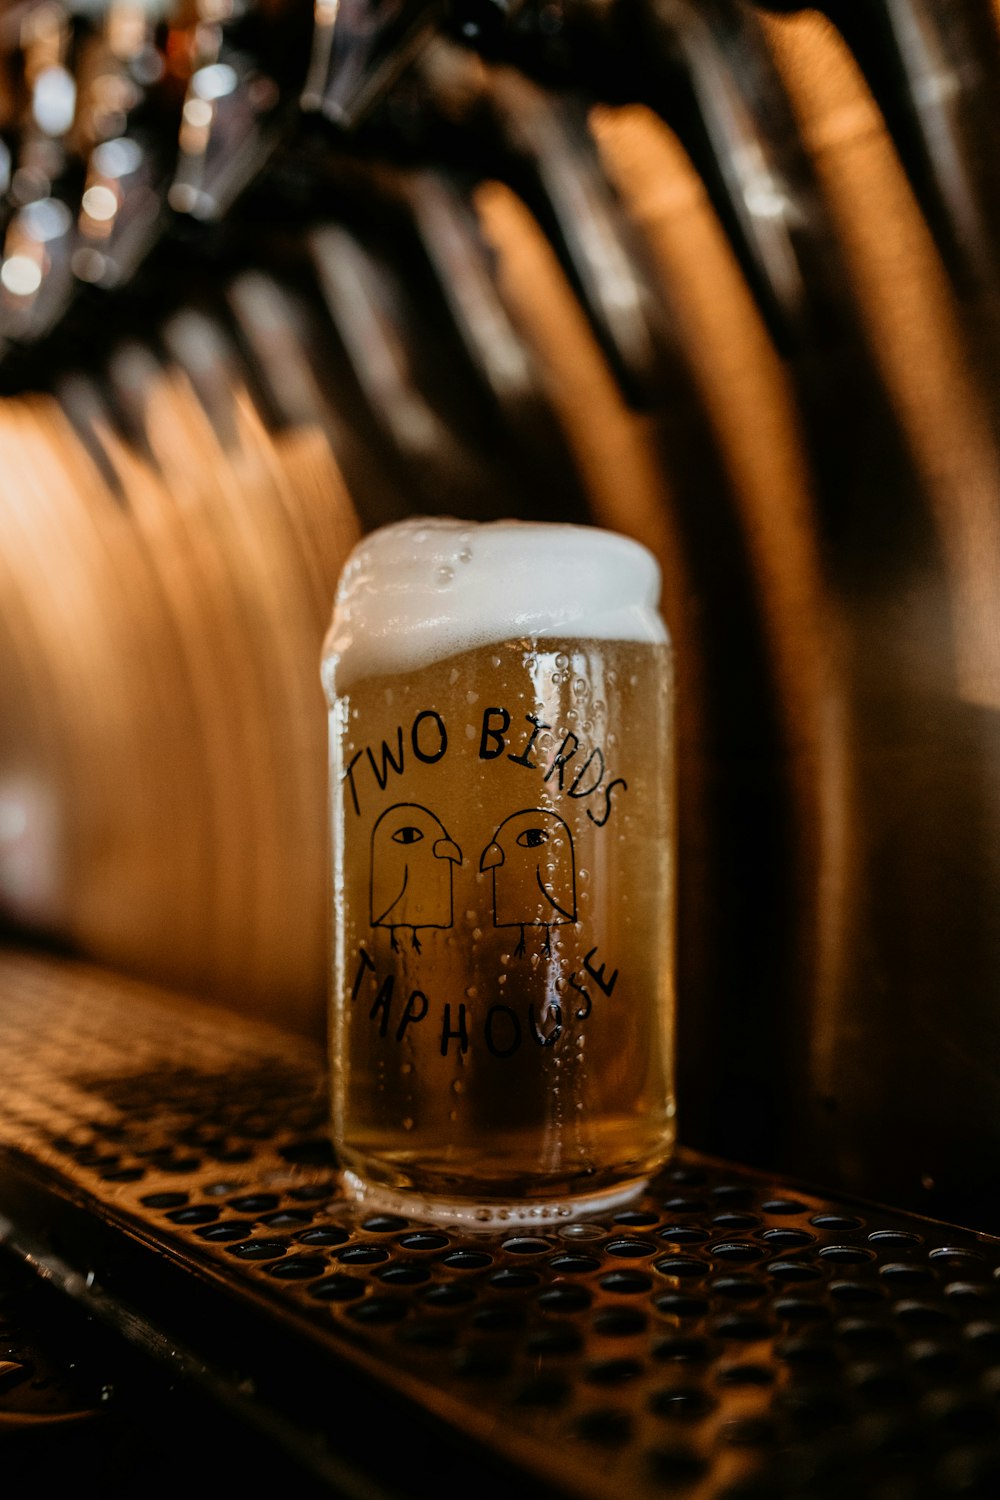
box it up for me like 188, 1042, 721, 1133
433, 838, 462, 864
479, 841, 504, 872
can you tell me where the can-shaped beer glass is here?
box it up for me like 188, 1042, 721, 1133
322, 518, 675, 1224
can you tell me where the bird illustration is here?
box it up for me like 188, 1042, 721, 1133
479, 808, 577, 957
370, 803, 462, 951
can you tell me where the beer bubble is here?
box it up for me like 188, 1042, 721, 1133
559, 1222, 605, 1240
402, 1117, 414, 1131
574, 677, 587, 695
579, 869, 589, 880
400, 1061, 413, 1075
449, 1110, 458, 1123
491, 655, 501, 668
458, 547, 472, 564
555, 653, 569, 669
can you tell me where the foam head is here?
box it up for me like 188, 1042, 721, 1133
322, 517, 669, 690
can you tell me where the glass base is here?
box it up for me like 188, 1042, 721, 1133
337, 1168, 652, 1229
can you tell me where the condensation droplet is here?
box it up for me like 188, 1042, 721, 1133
466, 690, 478, 705
400, 1061, 413, 1075
465, 986, 478, 999
449, 667, 460, 685
491, 655, 501, 668
451, 1078, 465, 1094
402, 1116, 414, 1131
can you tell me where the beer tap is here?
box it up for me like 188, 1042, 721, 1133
224, 260, 394, 521
757, 0, 1000, 310
301, 14, 680, 409
0, 2, 82, 350
166, 0, 312, 223
304, 161, 592, 520
754, 0, 1000, 462
70, 3, 181, 293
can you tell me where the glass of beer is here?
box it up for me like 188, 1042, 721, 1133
321, 517, 675, 1225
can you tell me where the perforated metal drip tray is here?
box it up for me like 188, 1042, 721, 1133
1, 951, 999, 1500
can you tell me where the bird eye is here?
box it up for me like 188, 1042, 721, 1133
517, 828, 549, 848
392, 826, 424, 844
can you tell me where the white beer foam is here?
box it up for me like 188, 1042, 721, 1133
323, 517, 669, 685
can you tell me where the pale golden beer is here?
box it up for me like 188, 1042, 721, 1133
323, 520, 675, 1223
